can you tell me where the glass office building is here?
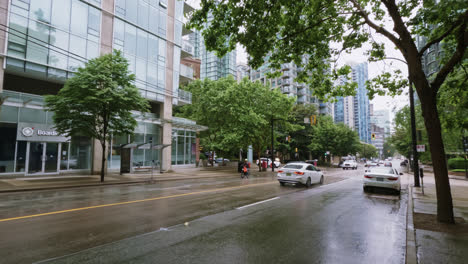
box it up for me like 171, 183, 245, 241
0, 0, 203, 176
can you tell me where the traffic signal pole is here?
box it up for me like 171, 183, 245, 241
408, 72, 420, 187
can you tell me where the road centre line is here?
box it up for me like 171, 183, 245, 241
236, 197, 279, 210
0, 181, 277, 223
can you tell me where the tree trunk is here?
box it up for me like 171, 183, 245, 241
419, 94, 455, 223
100, 141, 106, 182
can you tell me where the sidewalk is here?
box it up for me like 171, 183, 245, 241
408, 172, 468, 264
0, 166, 279, 193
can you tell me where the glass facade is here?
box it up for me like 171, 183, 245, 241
0, 103, 92, 174
113, 0, 183, 102
171, 129, 196, 165
1, 1, 199, 175
6, 0, 102, 82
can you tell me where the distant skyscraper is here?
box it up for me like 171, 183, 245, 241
351, 62, 371, 143
334, 76, 355, 129
199, 14, 237, 80
236, 63, 250, 82
250, 58, 332, 116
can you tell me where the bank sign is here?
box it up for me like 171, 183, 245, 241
17, 122, 70, 142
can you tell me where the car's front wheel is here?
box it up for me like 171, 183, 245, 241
280, 182, 285, 186
305, 178, 311, 188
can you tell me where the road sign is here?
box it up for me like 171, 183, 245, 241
416, 145, 425, 152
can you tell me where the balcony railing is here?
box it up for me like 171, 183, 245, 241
180, 64, 194, 80
178, 89, 192, 104
181, 39, 194, 57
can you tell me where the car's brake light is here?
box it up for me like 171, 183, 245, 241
364, 175, 373, 178
388, 177, 398, 181
294, 171, 304, 175
277, 170, 283, 173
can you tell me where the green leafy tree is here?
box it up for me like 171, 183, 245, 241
382, 141, 396, 159
189, 0, 468, 223
286, 104, 318, 160
45, 50, 149, 182
309, 116, 360, 161
359, 143, 378, 159
176, 76, 295, 166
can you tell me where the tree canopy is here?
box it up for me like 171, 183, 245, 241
189, 0, 468, 223
45, 50, 149, 181
175, 76, 295, 161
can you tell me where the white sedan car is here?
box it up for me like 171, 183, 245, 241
363, 166, 402, 194
277, 163, 324, 187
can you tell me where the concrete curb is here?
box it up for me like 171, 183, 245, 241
406, 184, 418, 264
0, 173, 276, 193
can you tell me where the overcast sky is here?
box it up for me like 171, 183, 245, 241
186, 0, 410, 122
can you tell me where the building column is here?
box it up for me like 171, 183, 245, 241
92, 0, 114, 175
0, 0, 8, 93
160, 0, 175, 172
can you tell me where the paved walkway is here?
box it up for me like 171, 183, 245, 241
408, 172, 468, 264
0, 166, 282, 193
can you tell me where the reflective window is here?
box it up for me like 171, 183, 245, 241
125, 0, 137, 23
69, 35, 87, 58
148, 6, 159, 35
158, 10, 166, 37
136, 58, 147, 82
158, 65, 165, 88
158, 38, 166, 62
137, 29, 148, 58
175, 0, 184, 22
71, 0, 88, 37
30, 0, 52, 23
148, 35, 158, 62
51, 0, 71, 30
8, 14, 28, 58
26, 41, 48, 64
137, 0, 149, 30
124, 23, 137, 55
88, 6, 101, 36
147, 62, 157, 86
174, 21, 182, 46
19, 108, 46, 123
86, 40, 99, 60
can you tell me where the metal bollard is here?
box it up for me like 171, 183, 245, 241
419, 168, 424, 195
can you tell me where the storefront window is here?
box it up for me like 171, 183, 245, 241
16, 141, 27, 172
60, 142, 69, 170
69, 136, 91, 170
0, 123, 17, 173
109, 134, 127, 169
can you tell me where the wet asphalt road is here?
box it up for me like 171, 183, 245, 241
0, 165, 407, 264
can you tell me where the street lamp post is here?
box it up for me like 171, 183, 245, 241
408, 68, 420, 187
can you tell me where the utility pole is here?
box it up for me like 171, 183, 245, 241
408, 70, 420, 187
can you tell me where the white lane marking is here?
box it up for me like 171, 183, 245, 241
236, 197, 279, 210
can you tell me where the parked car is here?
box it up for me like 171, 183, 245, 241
365, 161, 372, 167
342, 160, 358, 170
384, 161, 393, 167
215, 158, 230, 163
363, 167, 402, 194
277, 162, 324, 187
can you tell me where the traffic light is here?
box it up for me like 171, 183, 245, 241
371, 133, 376, 140
310, 115, 317, 125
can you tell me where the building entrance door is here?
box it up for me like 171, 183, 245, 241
27, 142, 60, 175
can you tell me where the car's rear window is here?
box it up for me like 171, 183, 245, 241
284, 164, 304, 169
368, 167, 394, 174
